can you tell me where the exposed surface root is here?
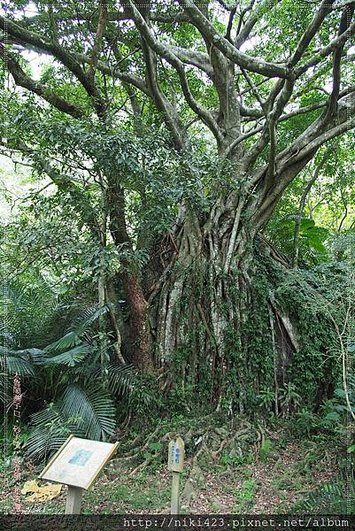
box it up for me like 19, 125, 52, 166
113, 419, 260, 506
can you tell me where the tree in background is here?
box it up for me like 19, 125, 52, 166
1, 1, 354, 416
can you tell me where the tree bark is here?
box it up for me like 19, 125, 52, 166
148, 196, 259, 408
107, 180, 154, 373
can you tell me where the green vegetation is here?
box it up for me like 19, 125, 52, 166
1, 415, 353, 514
1, 0, 354, 515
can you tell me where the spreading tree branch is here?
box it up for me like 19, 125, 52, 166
127, 0, 222, 145
178, 0, 290, 78
0, 44, 85, 119
254, 92, 355, 227
88, 0, 108, 84
295, 20, 355, 77
0, 14, 106, 116
326, 2, 355, 117
289, 0, 335, 67
235, 0, 265, 49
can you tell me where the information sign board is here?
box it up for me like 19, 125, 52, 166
39, 435, 118, 490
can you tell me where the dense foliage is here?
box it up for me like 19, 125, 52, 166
0, 1, 354, 471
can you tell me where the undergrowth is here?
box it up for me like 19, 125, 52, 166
1, 413, 352, 514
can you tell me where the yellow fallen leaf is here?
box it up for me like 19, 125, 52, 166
21, 479, 40, 494
26, 485, 62, 502
21, 479, 62, 502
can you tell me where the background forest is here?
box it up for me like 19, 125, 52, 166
0, 0, 354, 515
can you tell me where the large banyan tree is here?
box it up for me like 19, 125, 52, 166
1, 1, 354, 411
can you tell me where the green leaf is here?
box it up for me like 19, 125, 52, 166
107, 363, 135, 396
44, 331, 81, 353
46, 345, 90, 367
324, 411, 340, 422
0, 353, 35, 376
25, 405, 74, 462
300, 218, 316, 231
61, 384, 116, 440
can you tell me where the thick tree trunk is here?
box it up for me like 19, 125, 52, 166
107, 181, 154, 373
146, 190, 309, 412
147, 194, 261, 409
119, 269, 154, 372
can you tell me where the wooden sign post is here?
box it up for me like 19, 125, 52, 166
65, 486, 83, 515
168, 436, 184, 514
39, 435, 118, 514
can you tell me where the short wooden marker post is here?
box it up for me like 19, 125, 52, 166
168, 436, 184, 514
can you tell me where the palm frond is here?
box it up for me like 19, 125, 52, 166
25, 383, 117, 462
107, 363, 136, 397
0, 330, 17, 348
25, 404, 76, 462
0, 349, 36, 376
74, 305, 109, 343
106, 364, 158, 413
0, 373, 12, 409
0, 345, 47, 376
46, 345, 91, 367
68, 305, 108, 334
44, 305, 108, 353
0, 281, 60, 348
0, 315, 21, 348
61, 384, 116, 440
20, 348, 48, 365
44, 331, 81, 353
293, 480, 355, 513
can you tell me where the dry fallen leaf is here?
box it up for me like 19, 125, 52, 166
21, 479, 62, 502
21, 480, 39, 495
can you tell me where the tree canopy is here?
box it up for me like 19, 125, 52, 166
0, 1, 354, 459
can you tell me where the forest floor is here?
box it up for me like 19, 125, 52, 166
1, 419, 352, 515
